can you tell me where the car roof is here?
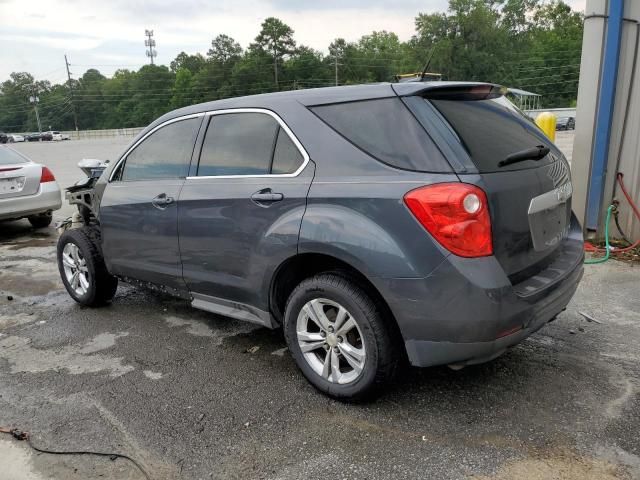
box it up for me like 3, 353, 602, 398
148, 81, 501, 131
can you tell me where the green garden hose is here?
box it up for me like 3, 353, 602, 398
584, 205, 614, 264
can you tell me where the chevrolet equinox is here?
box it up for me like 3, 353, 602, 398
57, 82, 584, 399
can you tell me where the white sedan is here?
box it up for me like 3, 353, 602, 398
8, 134, 25, 142
0, 146, 62, 227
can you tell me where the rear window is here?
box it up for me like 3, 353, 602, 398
0, 147, 28, 165
311, 98, 450, 173
429, 97, 554, 172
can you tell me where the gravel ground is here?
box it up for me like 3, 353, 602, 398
1, 133, 639, 480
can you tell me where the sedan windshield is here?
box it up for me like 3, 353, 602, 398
0, 147, 29, 165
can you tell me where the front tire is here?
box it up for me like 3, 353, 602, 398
284, 273, 399, 400
57, 227, 118, 306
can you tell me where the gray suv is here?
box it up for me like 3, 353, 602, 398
57, 82, 584, 399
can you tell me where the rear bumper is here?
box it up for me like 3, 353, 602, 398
378, 214, 584, 367
404, 259, 582, 367
0, 182, 62, 221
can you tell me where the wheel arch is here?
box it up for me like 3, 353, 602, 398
269, 252, 405, 354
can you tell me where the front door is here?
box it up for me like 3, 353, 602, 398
179, 111, 313, 310
100, 116, 202, 290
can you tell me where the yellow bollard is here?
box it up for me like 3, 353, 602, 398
535, 112, 556, 142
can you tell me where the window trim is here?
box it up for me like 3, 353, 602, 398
109, 108, 309, 182
189, 108, 309, 180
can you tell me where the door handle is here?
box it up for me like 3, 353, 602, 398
152, 193, 174, 209
251, 189, 284, 206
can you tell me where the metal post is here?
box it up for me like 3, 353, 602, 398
586, 0, 624, 229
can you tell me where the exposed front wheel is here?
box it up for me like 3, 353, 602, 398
284, 273, 399, 400
57, 227, 118, 306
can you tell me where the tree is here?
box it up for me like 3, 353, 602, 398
0, 1, 585, 131
170, 68, 194, 109
255, 17, 296, 87
170, 52, 206, 74
208, 34, 242, 63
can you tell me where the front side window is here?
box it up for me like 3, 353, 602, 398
120, 117, 200, 181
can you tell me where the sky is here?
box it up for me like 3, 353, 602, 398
0, 0, 586, 84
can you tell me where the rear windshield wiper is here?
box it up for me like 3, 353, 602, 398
498, 145, 550, 168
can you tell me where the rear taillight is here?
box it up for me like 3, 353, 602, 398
403, 183, 493, 257
40, 166, 55, 183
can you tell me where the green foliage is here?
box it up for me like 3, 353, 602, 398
0, 1, 583, 132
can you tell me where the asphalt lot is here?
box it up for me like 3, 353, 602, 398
1, 133, 640, 479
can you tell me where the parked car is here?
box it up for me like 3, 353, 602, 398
8, 134, 25, 143
56, 82, 583, 399
0, 132, 7, 144
42, 131, 58, 141
25, 133, 42, 142
556, 116, 575, 130
0, 146, 62, 227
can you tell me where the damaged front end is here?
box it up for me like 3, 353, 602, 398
57, 159, 110, 232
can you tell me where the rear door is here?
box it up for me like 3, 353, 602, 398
178, 110, 313, 310
100, 116, 202, 290
406, 92, 572, 278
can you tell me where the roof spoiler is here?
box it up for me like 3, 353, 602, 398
421, 84, 507, 100
393, 82, 507, 101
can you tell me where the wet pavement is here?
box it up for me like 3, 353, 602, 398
1, 134, 640, 479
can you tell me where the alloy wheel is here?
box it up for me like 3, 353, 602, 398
61, 243, 90, 296
296, 298, 366, 384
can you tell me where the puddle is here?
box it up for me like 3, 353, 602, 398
164, 314, 258, 345
0, 332, 134, 377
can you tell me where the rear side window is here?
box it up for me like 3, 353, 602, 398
198, 113, 279, 176
272, 128, 303, 174
121, 118, 200, 181
0, 147, 28, 165
429, 97, 554, 172
310, 97, 450, 173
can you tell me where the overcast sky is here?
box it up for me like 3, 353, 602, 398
0, 0, 586, 84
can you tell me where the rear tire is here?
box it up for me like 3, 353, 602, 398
57, 227, 118, 306
284, 273, 399, 400
28, 212, 52, 228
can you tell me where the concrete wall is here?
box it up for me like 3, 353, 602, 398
572, 0, 640, 240
63, 127, 145, 139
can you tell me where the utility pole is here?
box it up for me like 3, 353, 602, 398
29, 94, 42, 133
64, 54, 79, 132
334, 55, 339, 86
145, 30, 157, 65
273, 46, 278, 88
